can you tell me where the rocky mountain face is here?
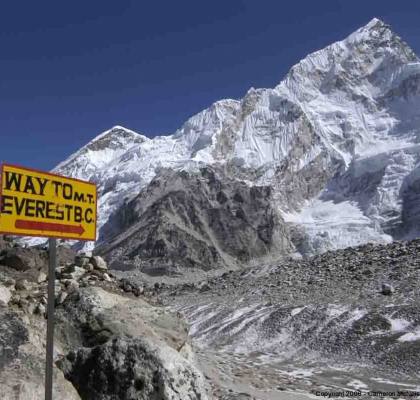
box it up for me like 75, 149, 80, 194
44, 18, 420, 267
96, 166, 292, 275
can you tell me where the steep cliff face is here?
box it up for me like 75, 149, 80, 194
96, 167, 292, 274
44, 18, 420, 259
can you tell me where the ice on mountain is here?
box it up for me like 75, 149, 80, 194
38, 18, 420, 255
282, 199, 392, 255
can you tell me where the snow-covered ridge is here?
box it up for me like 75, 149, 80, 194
49, 18, 420, 254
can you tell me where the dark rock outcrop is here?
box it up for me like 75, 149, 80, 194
59, 336, 207, 400
97, 166, 292, 274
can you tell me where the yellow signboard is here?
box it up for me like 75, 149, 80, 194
0, 164, 97, 241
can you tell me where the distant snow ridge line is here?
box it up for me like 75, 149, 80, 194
46, 18, 420, 258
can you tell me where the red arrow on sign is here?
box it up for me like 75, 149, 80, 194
15, 220, 85, 236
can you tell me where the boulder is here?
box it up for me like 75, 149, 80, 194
55, 287, 208, 399
58, 336, 208, 400
198, 281, 211, 292
0, 307, 80, 399
61, 266, 86, 281
35, 303, 46, 316
36, 271, 47, 283
102, 273, 112, 282
74, 255, 90, 268
381, 283, 393, 296
56, 291, 68, 305
65, 279, 80, 293
15, 279, 32, 291
0, 286, 11, 306
0, 247, 47, 272
84, 263, 94, 272
90, 256, 108, 271
56, 246, 77, 266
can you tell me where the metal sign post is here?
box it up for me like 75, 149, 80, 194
45, 238, 56, 400
0, 163, 97, 400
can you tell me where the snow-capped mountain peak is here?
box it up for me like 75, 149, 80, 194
47, 19, 420, 256
54, 125, 148, 179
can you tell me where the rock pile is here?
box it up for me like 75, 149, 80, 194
4, 253, 117, 317
155, 238, 420, 385
0, 239, 209, 400
163, 238, 420, 307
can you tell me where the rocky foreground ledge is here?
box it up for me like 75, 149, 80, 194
0, 237, 209, 400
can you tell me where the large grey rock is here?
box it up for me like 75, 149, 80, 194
0, 245, 209, 400
74, 254, 90, 268
0, 286, 11, 306
0, 308, 28, 370
55, 287, 208, 400
58, 336, 208, 400
90, 256, 108, 271
15, 279, 33, 291
381, 283, 394, 295
61, 265, 86, 281
0, 247, 47, 272
36, 271, 47, 283
55, 287, 189, 351
0, 307, 80, 400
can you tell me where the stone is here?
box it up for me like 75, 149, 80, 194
55, 266, 65, 279
27, 302, 37, 314
90, 256, 108, 271
36, 271, 47, 283
0, 308, 29, 366
198, 282, 211, 292
35, 303, 46, 316
0, 247, 47, 272
61, 266, 86, 281
18, 298, 29, 309
120, 279, 133, 293
90, 269, 104, 278
0, 286, 12, 305
58, 336, 208, 400
84, 263, 94, 272
10, 294, 21, 305
3, 278, 16, 288
56, 246, 77, 266
74, 255, 90, 268
15, 279, 32, 291
56, 292, 68, 305
0, 305, 80, 399
381, 283, 393, 296
65, 280, 80, 293
102, 273, 112, 282
132, 286, 144, 297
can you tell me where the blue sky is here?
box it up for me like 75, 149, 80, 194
1, 0, 420, 170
